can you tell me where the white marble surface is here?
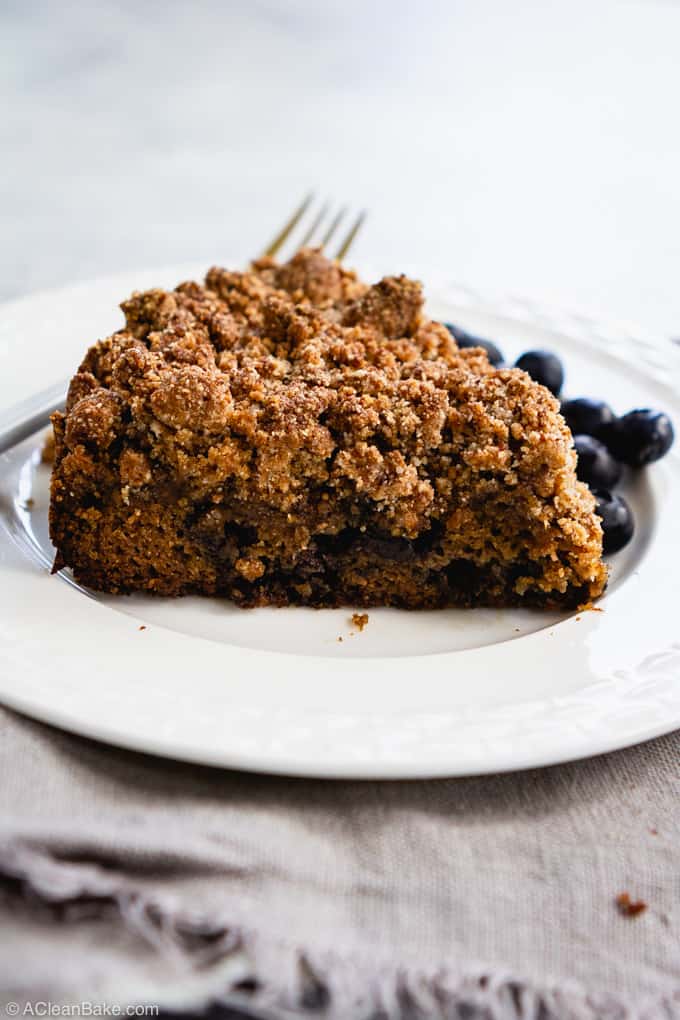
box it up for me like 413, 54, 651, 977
2, 0, 680, 338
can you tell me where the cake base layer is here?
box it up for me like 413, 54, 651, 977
50, 495, 598, 611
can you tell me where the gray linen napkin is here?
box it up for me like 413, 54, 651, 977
1, 705, 679, 1020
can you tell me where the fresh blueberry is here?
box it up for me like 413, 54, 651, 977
515, 349, 564, 396
443, 323, 504, 366
593, 490, 635, 555
599, 409, 674, 468
561, 397, 615, 437
573, 435, 622, 489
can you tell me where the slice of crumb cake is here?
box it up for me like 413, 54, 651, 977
49, 249, 607, 609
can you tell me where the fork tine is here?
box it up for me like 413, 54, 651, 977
298, 201, 330, 247
321, 207, 346, 248
334, 210, 366, 262
261, 193, 314, 258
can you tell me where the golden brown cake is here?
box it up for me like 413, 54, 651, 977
49, 250, 607, 609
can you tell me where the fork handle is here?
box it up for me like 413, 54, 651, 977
0, 378, 69, 456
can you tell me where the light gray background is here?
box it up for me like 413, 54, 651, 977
2, 0, 680, 337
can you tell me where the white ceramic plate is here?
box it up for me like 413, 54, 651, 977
1, 266, 679, 778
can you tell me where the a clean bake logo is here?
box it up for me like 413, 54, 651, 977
4, 1006, 158, 1017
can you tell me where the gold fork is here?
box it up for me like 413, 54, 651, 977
261, 193, 366, 263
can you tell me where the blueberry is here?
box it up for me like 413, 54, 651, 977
561, 397, 615, 437
515, 350, 564, 396
593, 490, 635, 555
444, 323, 504, 366
573, 435, 622, 489
599, 409, 674, 468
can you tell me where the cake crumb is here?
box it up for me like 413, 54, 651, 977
578, 601, 605, 613
616, 892, 647, 918
337, 636, 343, 643
649, 827, 658, 836
138, 625, 147, 631
351, 612, 369, 632
41, 429, 56, 464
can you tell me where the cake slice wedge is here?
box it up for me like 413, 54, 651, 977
49, 250, 607, 609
